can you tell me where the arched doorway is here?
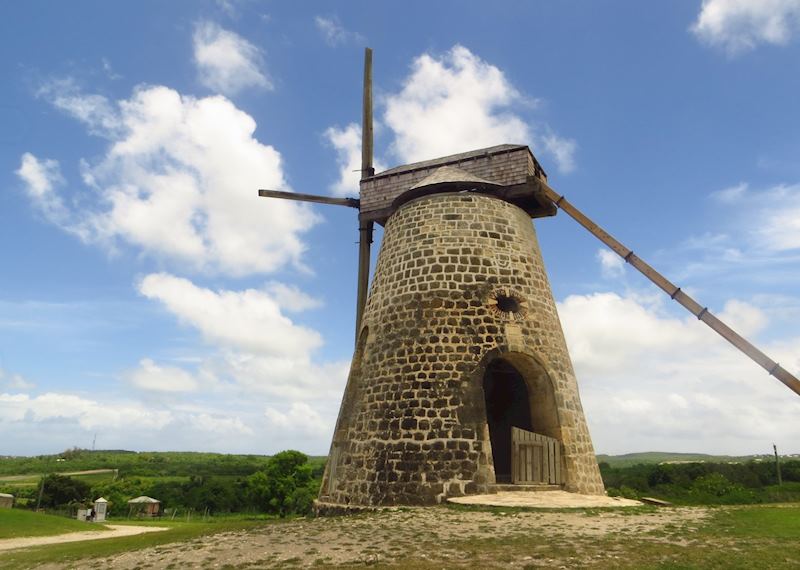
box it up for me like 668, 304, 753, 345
483, 359, 533, 483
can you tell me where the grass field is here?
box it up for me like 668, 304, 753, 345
0, 517, 271, 569
0, 508, 107, 540
1, 504, 799, 569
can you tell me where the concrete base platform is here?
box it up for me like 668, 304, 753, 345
448, 490, 643, 509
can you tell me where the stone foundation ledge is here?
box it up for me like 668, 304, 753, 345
448, 490, 641, 509
313, 500, 419, 517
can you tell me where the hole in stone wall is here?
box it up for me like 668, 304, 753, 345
496, 295, 520, 313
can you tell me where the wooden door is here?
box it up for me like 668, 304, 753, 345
511, 427, 562, 485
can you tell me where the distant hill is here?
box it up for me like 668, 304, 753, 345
595, 451, 778, 468
2, 448, 793, 476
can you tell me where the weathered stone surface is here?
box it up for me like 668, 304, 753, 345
319, 193, 604, 507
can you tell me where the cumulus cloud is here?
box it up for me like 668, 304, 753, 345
193, 21, 271, 95
36, 77, 120, 136
30, 82, 316, 275
127, 358, 200, 392
692, 0, 800, 55
139, 273, 322, 356
0, 392, 172, 431
15, 153, 74, 229
371, 45, 576, 175
265, 282, 323, 312
541, 133, 577, 174
265, 401, 330, 435
189, 413, 253, 435
558, 291, 800, 454
314, 16, 363, 46
0, 368, 34, 390
0, 389, 266, 454
712, 182, 800, 252
384, 46, 530, 164
596, 248, 626, 279
137, 273, 348, 403
324, 123, 386, 196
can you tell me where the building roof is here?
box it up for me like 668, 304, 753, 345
374, 144, 528, 179
94, 497, 108, 503
128, 496, 160, 504
0, 493, 13, 498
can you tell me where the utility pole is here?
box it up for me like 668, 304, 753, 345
773, 443, 783, 486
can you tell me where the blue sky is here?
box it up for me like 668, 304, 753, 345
1, 1, 799, 456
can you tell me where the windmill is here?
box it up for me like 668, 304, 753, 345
259, 49, 800, 508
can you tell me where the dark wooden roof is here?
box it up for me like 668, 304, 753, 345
359, 144, 554, 224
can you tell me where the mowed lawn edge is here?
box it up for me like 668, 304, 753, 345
0, 517, 283, 570
0, 509, 110, 540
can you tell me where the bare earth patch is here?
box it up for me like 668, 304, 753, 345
39, 506, 709, 569
0, 525, 168, 552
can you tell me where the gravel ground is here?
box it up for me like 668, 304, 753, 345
33, 505, 709, 569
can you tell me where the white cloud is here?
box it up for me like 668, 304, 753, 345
692, 0, 800, 55
193, 21, 271, 95
189, 413, 252, 435
324, 123, 387, 196
127, 358, 200, 393
265, 282, 323, 312
379, 45, 574, 174
314, 16, 363, 46
0, 389, 266, 453
36, 78, 120, 136
265, 401, 329, 435
136, 273, 349, 404
32, 82, 317, 275
711, 181, 749, 203
0, 392, 172, 431
541, 133, 577, 174
712, 182, 800, 252
596, 248, 626, 278
139, 273, 322, 356
15, 153, 74, 229
384, 45, 530, 164
0, 368, 34, 390
558, 291, 800, 454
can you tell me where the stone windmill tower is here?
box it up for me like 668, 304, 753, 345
259, 49, 800, 509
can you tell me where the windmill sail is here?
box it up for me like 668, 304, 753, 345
533, 177, 800, 397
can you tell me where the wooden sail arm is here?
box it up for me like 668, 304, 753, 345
258, 189, 360, 209
532, 176, 800, 397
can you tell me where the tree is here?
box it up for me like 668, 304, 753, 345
40, 474, 91, 508
247, 450, 318, 516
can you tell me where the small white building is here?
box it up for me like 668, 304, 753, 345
94, 497, 108, 522
0, 493, 14, 509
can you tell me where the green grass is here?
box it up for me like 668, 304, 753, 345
0, 508, 107, 539
0, 517, 276, 570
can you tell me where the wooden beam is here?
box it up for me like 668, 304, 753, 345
361, 47, 374, 179
355, 48, 374, 344
355, 219, 373, 343
258, 189, 359, 209
534, 177, 800, 398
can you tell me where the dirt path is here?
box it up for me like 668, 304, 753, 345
0, 525, 167, 552
0, 469, 117, 482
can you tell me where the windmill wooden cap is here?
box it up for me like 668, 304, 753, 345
392, 165, 503, 210
409, 165, 502, 191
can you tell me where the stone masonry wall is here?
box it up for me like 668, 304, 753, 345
319, 193, 604, 507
